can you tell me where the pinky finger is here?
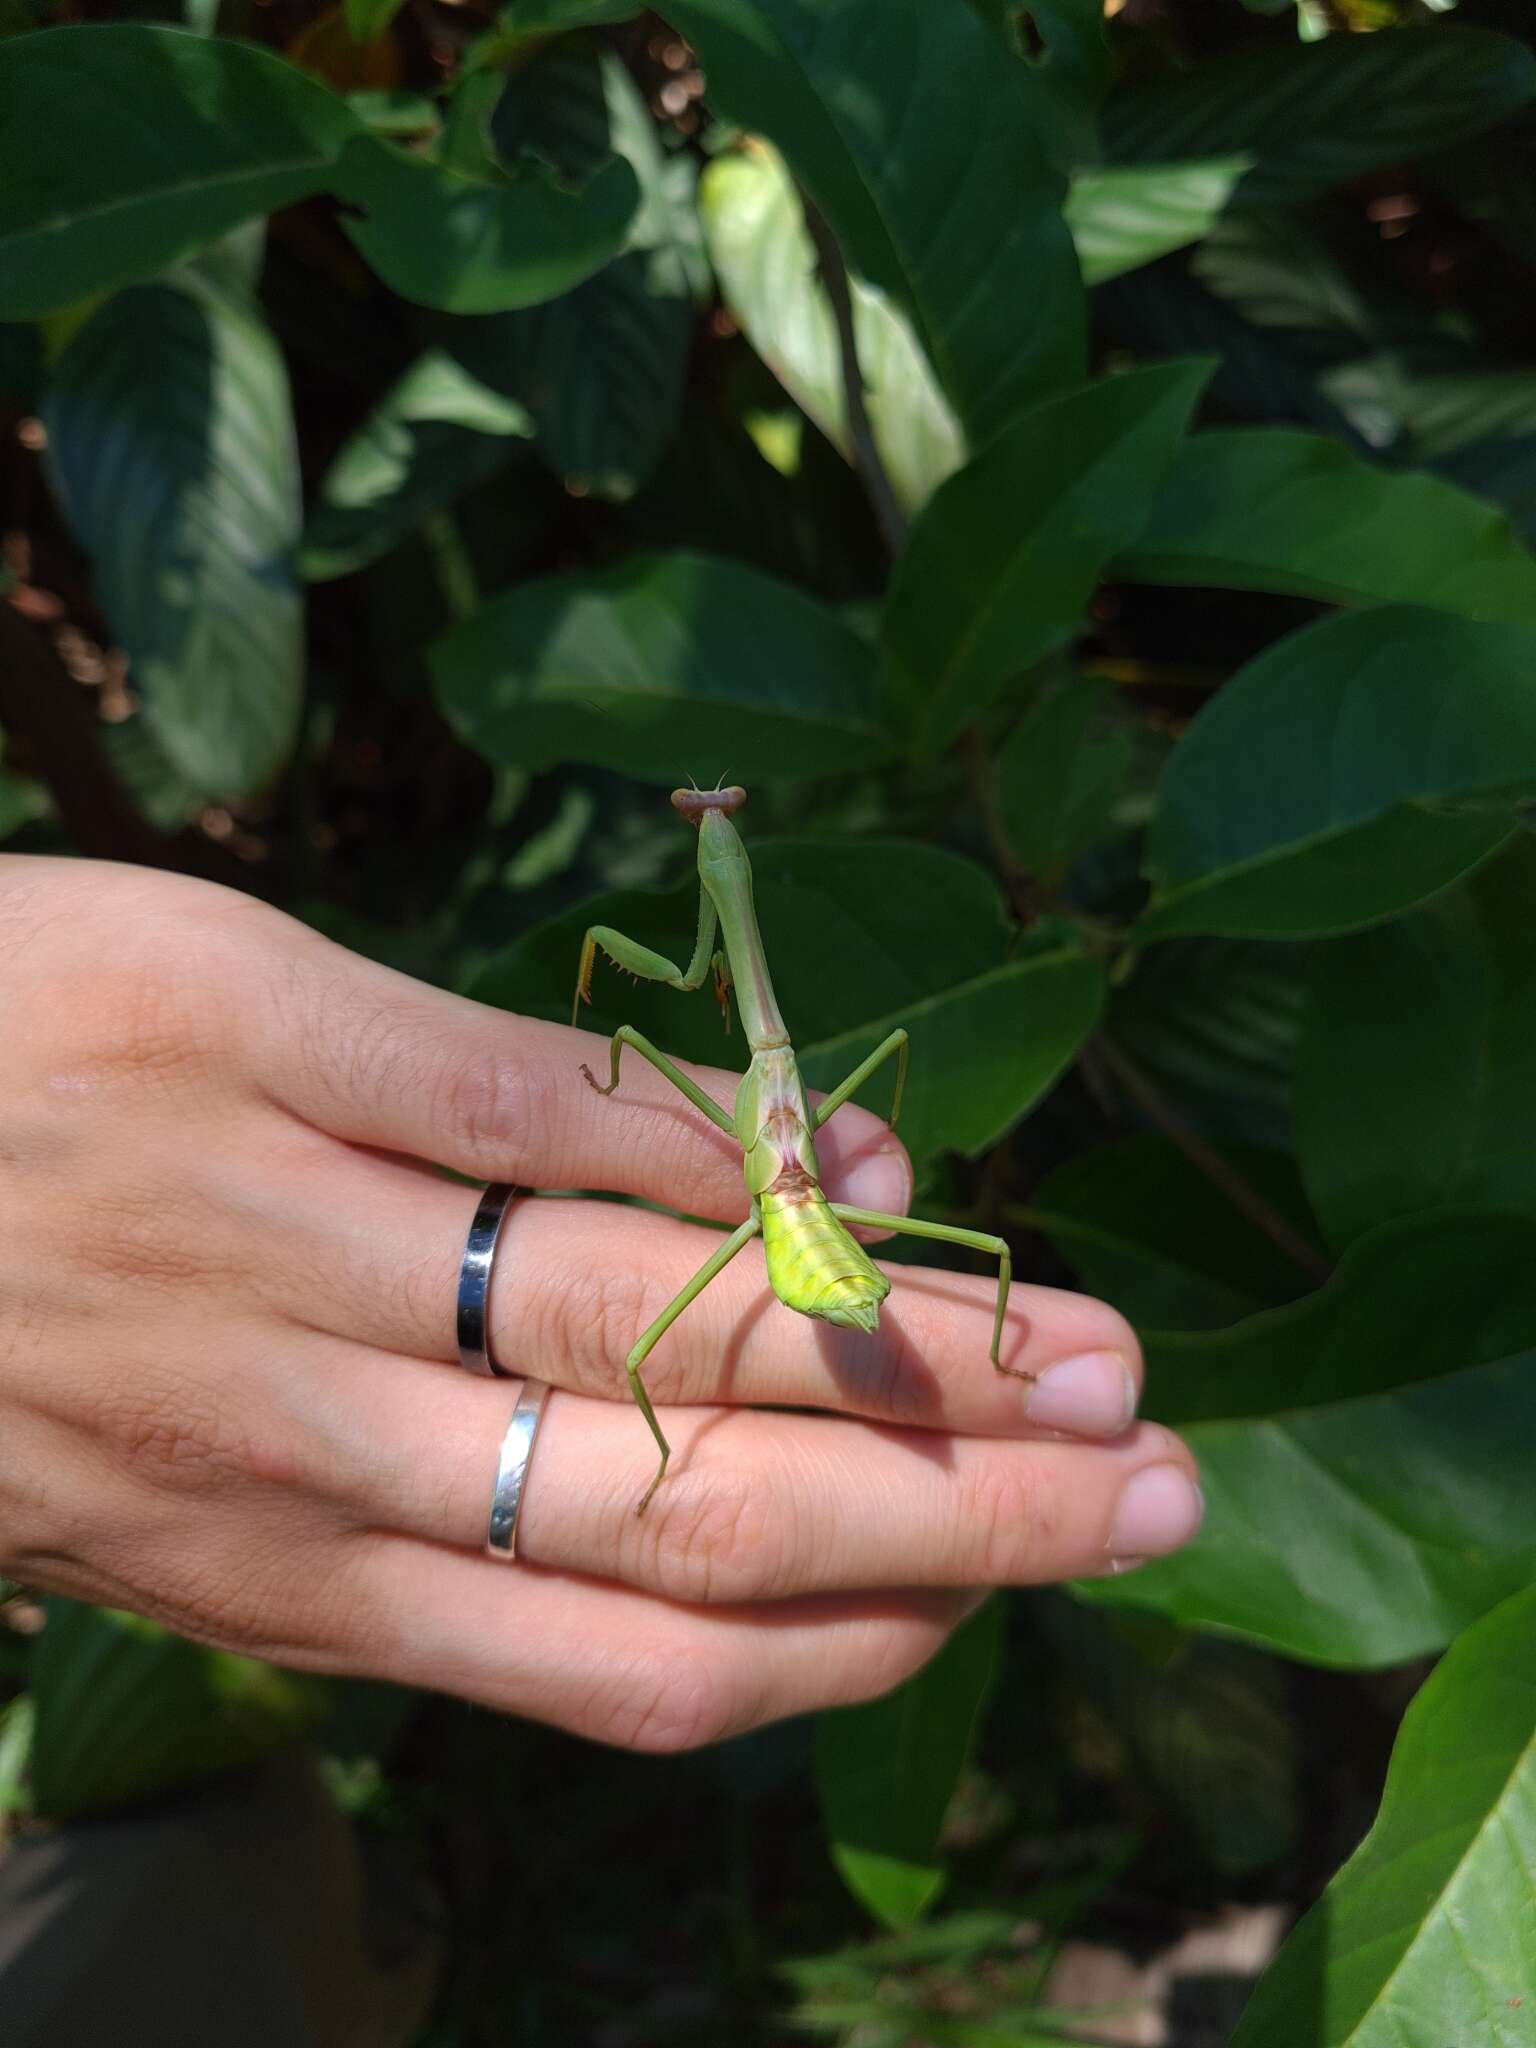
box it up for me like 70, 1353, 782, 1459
351, 1538, 977, 1752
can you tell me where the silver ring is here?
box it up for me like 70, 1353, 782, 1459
486, 1378, 551, 1562
458, 1182, 519, 1377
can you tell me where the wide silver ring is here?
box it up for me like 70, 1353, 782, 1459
486, 1378, 551, 1562
458, 1182, 519, 1377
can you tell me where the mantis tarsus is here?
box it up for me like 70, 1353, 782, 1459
573, 785, 1022, 1513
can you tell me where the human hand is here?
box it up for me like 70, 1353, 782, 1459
0, 856, 1201, 1751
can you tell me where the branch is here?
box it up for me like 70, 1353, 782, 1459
1086, 1032, 1332, 1286
798, 187, 909, 559
0, 599, 253, 889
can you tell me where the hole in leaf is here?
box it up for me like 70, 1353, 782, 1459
1015, 9, 1047, 61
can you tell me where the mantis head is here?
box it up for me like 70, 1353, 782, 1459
671, 784, 747, 825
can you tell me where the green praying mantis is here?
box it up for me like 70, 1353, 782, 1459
573, 784, 1021, 1513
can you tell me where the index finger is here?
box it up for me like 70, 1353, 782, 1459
249, 923, 913, 1223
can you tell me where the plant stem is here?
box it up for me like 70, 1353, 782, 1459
798, 187, 909, 559
1086, 1033, 1331, 1285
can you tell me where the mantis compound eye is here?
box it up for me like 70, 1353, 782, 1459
671, 785, 748, 821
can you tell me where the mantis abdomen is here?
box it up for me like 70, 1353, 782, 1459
759, 1182, 890, 1333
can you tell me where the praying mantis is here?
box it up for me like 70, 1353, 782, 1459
573, 784, 1020, 1513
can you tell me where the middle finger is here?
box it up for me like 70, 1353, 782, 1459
271, 1169, 1143, 1442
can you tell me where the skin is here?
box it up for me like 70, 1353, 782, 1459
0, 854, 1202, 1752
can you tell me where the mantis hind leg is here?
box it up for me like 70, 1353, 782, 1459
623, 1215, 761, 1513
826, 1205, 1023, 1381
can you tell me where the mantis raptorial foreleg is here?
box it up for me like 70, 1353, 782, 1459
810, 1028, 910, 1133
580, 1024, 736, 1135
571, 892, 719, 1026
827, 1205, 1023, 1381
625, 1215, 762, 1513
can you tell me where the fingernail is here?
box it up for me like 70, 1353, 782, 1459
837, 1141, 911, 1218
1026, 1351, 1136, 1436
1108, 1464, 1204, 1561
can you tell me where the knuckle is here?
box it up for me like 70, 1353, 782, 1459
92, 1369, 256, 1494
544, 1254, 655, 1396
595, 1641, 734, 1754
429, 1040, 533, 1166
640, 1469, 783, 1604
964, 1460, 1053, 1583
74, 1178, 209, 1290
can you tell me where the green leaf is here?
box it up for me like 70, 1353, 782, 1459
1115, 430, 1536, 627
0, 738, 48, 842
1233, 1583, 1536, 2047
1102, 27, 1536, 207
466, 839, 1104, 1174
1140, 607, 1536, 942
0, 25, 360, 319
996, 678, 1132, 883
301, 349, 534, 581
28, 1602, 322, 1818
661, 0, 1086, 447
338, 131, 639, 315
883, 361, 1212, 757
1086, 1211, 1536, 1664
1065, 158, 1251, 287
1294, 838, 1536, 1251
42, 276, 303, 802
1031, 1135, 1320, 1332
1042, 1601, 1298, 1878
699, 142, 963, 515
343, 0, 405, 42
457, 50, 700, 500
432, 551, 891, 786
467, 0, 639, 66
817, 1595, 1000, 1928
1105, 941, 1309, 1154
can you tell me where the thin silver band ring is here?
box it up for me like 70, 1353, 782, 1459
457, 1182, 519, 1377
486, 1378, 551, 1562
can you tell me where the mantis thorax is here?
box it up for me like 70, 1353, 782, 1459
735, 1047, 820, 1199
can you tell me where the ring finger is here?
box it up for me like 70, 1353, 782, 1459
300, 1343, 1203, 1600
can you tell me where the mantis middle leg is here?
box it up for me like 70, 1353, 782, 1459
624, 1214, 761, 1513
810, 1028, 910, 1132
580, 1024, 736, 1136
827, 1205, 1022, 1381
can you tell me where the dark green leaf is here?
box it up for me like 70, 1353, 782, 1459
699, 143, 962, 515
42, 276, 303, 801
432, 551, 890, 785
1030, 1135, 1320, 1331
1087, 1211, 1536, 1663
996, 678, 1133, 882
468, 0, 639, 66
467, 838, 1103, 1173
1294, 837, 1536, 1250
1103, 27, 1536, 206
883, 361, 1212, 756
1065, 158, 1250, 287
1042, 1601, 1298, 1878
1140, 607, 1536, 941
1233, 1584, 1536, 2047
0, 25, 359, 318
28, 1601, 321, 1818
338, 132, 639, 315
0, 739, 48, 841
817, 1595, 1001, 1927
457, 51, 699, 500
301, 349, 534, 582
1105, 940, 1310, 1154
343, 0, 405, 41
1116, 430, 1536, 626
661, 0, 1086, 447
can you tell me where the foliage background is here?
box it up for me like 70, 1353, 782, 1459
3, 0, 1536, 2042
